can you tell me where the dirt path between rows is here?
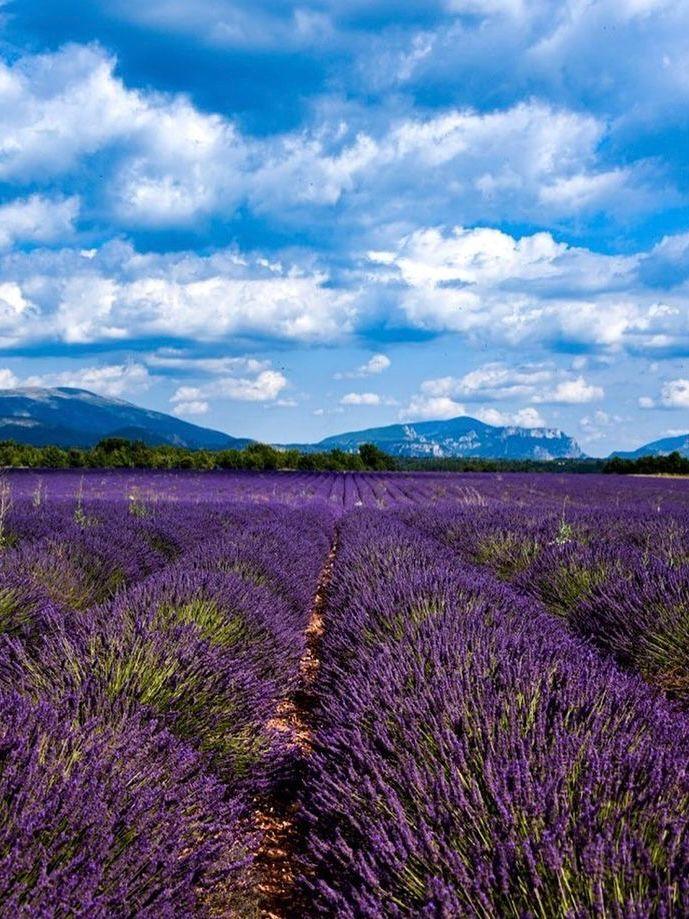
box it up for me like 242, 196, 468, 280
253, 536, 338, 918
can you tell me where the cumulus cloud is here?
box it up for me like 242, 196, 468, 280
0, 241, 356, 348
0, 196, 79, 249
479, 406, 547, 427
335, 353, 391, 379
637, 379, 689, 410
340, 391, 383, 405
0, 223, 687, 360
171, 400, 209, 417
0, 369, 18, 389
249, 101, 661, 223
0, 43, 666, 232
0, 282, 33, 346
401, 394, 465, 420
0, 44, 246, 225
399, 393, 547, 426
0, 362, 151, 397
422, 363, 553, 401
533, 376, 604, 404
368, 225, 689, 355
364, 0, 689, 134
419, 363, 603, 405
170, 368, 288, 406
659, 378, 689, 408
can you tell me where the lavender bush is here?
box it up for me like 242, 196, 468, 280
302, 510, 689, 916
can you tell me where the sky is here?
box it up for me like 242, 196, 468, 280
0, 1, 688, 453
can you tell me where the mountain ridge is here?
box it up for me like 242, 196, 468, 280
611, 433, 689, 460
284, 415, 585, 460
0, 387, 250, 449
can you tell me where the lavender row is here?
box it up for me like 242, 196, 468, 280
0, 499, 334, 914
7, 468, 689, 512
408, 501, 689, 703
302, 509, 689, 916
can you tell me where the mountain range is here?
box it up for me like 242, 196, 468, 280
0, 386, 683, 461
611, 434, 689, 460
0, 387, 249, 450
286, 417, 584, 460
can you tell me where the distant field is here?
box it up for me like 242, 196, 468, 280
1, 470, 689, 916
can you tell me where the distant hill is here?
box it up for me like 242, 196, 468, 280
0, 387, 250, 449
612, 433, 689, 460
285, 416, 584, 460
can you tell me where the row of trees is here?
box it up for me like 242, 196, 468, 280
5, 437, 682, 473
602, 451, 689, 475
0, 438, 399, 472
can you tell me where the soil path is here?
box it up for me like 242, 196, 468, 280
253, 536, 338, 918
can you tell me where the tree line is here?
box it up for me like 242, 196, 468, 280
0, 438, 399, 471
0, 437, 620, 472
602, 451, 689, 475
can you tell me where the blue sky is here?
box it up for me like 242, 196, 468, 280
0, 0, 688, 453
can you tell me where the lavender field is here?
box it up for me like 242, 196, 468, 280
2, 469, 689, 917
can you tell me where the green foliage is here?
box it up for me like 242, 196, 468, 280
358, 442, 398, 471
603, 451, 689, 475
476, 532, 540, 578
0, 437, 395, 472
155, 600, 248, 648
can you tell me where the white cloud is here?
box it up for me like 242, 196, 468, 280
171, 400, 209, 416
0, 44, 663, 231
250, 101, 657, 223
366, 0, 689, 137
146, 350, 269, 376
0, 362, 150, 398
401, 394, 466, 420
659, 378, 689, 408
582, 410, 614, 427
399, 393, 546, 426
579, 409, 622, 442
422, 362, 553, 401
340, 391, 382, 405
477, 406, 547, 427
335, 353, 391, 379
0, 282, 33, 346
361, 353, 391, 375
0, 44, 246, 224
534, 376, 604, 404
0, 195, 79, 249
420, 362, 604, 406
0, 241, 356, 347
171, 368, 288, 405
369, 225, 634, 293
0, 223, 687, 358
0, 369, 18, 389
647, 376, 689, 408
368, 225, 689, 355
22, 363, 151, 398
